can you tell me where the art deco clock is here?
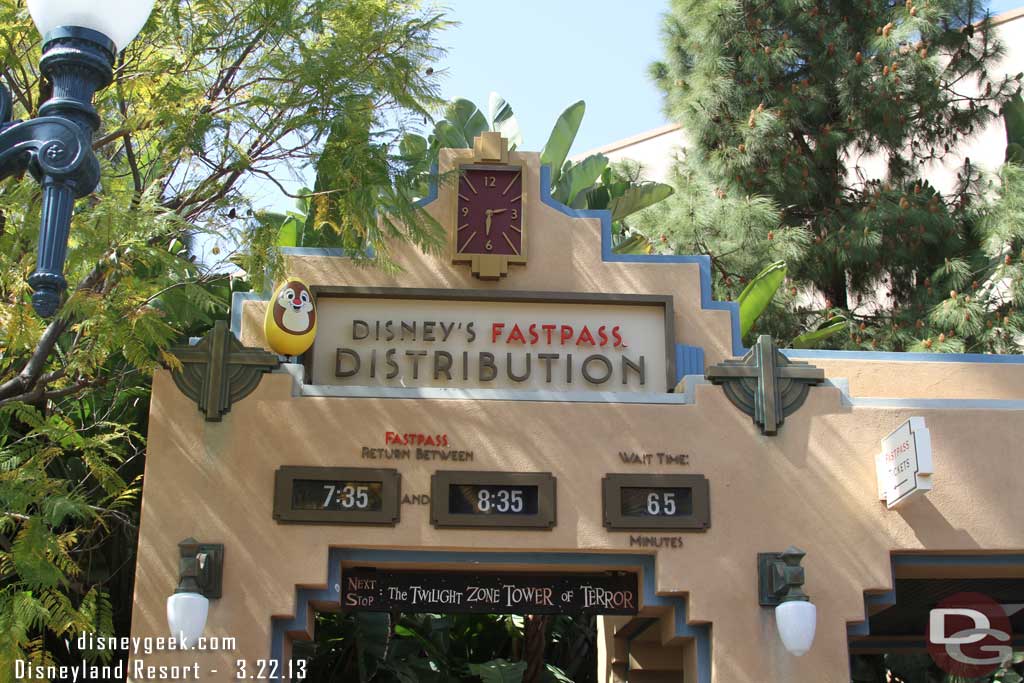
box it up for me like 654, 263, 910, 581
451, 132, 527, 279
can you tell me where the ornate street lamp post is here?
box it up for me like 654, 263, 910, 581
1, 0, 156, 317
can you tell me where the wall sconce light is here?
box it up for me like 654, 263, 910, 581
167, 538, 224, 648
758, 546, 817, 656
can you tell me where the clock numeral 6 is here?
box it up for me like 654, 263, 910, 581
485, 240, 493, 251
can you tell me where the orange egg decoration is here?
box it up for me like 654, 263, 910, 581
263, 279, 318, 356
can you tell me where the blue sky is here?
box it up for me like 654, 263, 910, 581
247, 0, 1024, 218
434, 0, 1024, 156
433, 0, 669, 156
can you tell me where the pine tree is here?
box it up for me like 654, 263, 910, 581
644, 0, 1023, 351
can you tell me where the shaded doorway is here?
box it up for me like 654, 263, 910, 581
295, 610, 599, 682
850, 558, 1024, 682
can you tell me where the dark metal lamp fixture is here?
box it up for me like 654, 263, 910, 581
167, 537, 224, 648
758, 546, 818, 656
0, 1, 155, 317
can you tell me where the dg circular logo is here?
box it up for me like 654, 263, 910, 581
927, 591, 1012, 677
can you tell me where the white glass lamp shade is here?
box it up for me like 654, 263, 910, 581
27, 0, 156, 51
775, 600, 817, 656
167, 592, 209, 649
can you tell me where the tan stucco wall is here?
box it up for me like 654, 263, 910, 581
129, 370, 1024, 682
130, 147, 1024, 682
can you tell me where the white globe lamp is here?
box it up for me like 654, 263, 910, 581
27, 0, 156, 51
775, 599, 817, 657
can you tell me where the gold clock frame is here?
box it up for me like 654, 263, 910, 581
450, 132, 528, 279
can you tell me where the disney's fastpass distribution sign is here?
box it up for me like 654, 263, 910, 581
309, 291, 674, 393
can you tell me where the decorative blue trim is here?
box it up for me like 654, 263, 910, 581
785, 348, 1024, 364
269, 548, 711, 683
415, 164, 439, 208
846, 397, 1024, 410
539, 164, 744, 357
676, 344, 706, 380
229, 291, 262, 340
848, 553, 1024, 640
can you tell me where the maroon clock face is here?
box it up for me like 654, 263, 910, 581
456, 166, 523, 256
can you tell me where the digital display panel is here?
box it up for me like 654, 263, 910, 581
431, 471, 556, 529
273, 467, 400, 525
448, 484, 539, 516
292, 480, 384, 512
602, 474, 710, 531
620, 487, 694, 518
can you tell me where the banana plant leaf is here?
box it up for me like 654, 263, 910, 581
400, 133, 429, 161
278, 215, 301, 247
433, 120, 470, 150
541, 100, 586, 187
737, 260, 787, 337
542, 664, 575, 682
488, 92, 523, 149
355, 612, 392, 682
790, 315, 847, 348
553, 153, 608, 207
445, 98, 488, 144
608, 182, 674, 222
613, 233, 655, 255
467, 659, 527, 683
1004, 93, 1024, 163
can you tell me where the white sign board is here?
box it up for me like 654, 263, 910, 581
876, 417, 933, 509
310, 293, 671, 393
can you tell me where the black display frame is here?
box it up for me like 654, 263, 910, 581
273, 466, 401, 525
602, 473, 710, 531
431, 470, 556, 529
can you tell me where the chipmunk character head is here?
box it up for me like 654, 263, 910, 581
264, 278, 318, 356
273, 281, 316, 335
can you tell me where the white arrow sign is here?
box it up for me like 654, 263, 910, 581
877, 417, 933, 509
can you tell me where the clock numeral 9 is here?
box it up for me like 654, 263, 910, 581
484, 176, 496, 187
461, 206, 469, 216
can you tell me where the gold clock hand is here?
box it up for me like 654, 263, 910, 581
485, 209, 493, 236
489, 208, 507, 215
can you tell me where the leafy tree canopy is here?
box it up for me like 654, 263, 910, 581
638, 0, 1024, 352
0, 0, 447, 672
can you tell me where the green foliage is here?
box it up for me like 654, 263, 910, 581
540, 101, 587, 188
1004, 94, 1024, 163
301, 611, 597, 682
643, 0, 1024, 352
738, 261, 788, 337
0, 0, 448, 670
851, 651, 1024, 682
736, 261, 847, 345
467, 660, 527, 682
